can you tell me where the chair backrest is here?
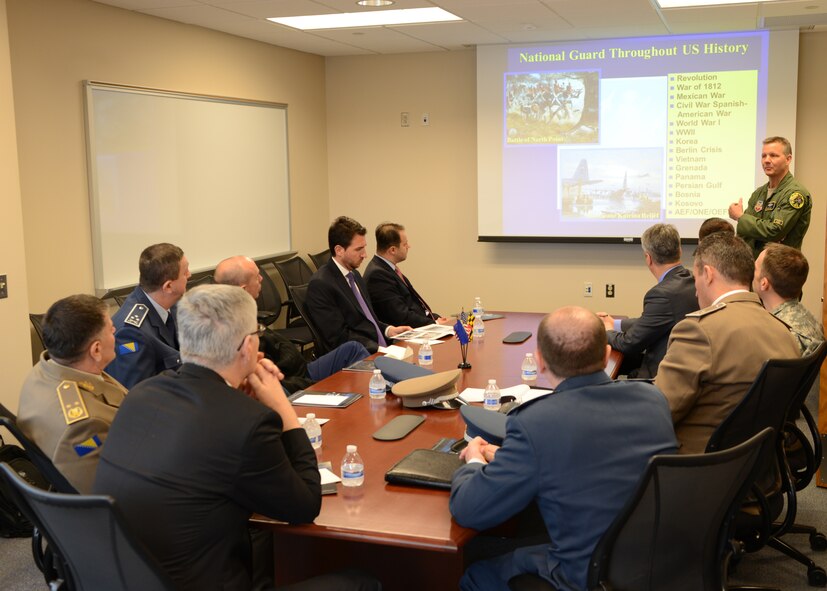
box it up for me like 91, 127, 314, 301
186, 273, 213, 291
288, 283, 329, 355
0, 462, 175, 591
273, 256, 315, 290
589, 428, 774, 591
29, 313, 46, 366
0, 405, 77, 494
706, 343, 827, 454
256, 264, 285, 327
308, 249, 331, 271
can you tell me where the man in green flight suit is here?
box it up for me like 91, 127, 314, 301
728, 136, 811, 258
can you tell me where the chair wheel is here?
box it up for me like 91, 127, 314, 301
811, 533, 827, 552
808, 565, 827, 587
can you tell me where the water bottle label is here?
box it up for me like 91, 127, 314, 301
419, 353, 432, 362
369, 387, 384, 395
522, 369, 537, 379
343, 469, 364, 479
309, 434, 321, 444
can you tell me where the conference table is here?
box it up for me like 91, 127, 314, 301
251, 312, 622, 590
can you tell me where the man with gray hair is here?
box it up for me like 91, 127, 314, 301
95, 285, 378, 590
655, 232, 800, 454
598, 223, 697, 378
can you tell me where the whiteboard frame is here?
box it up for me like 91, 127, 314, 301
83, 81, 292, 293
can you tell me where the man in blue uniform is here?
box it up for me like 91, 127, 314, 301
106, 243, 190, 388
450, 306, 677, 591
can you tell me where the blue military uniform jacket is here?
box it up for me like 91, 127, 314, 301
106, 287, 181, 389
450, 371, 678, 590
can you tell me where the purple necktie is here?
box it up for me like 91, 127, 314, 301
347, 272, 387, 347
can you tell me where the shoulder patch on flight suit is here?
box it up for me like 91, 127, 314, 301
686, 302, 726, 318
773, 218, 784, 227
117, 341, 139, 355
124, 304, 148, 328
754, 200, 764, 213
56, 380, 89, 425
789, 192, 805, 210
765, 201, 776, 211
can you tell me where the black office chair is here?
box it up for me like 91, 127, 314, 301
186, 273, 213, 291
29, 313, 46, 366
272, 256, 315, 323
257, 265, 314, 351
706, 344, 827, 587
0, 462, 175, 591
308, 249, 331, 271
0, 403, 77, 584
509, 429, 775, 591
288, 283, 330, 356
0, 404, 75, 495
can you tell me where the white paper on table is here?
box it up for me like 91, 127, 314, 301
319, 467, 341, 485
293, 394, 349, 406
298, 416, 330, 426
458, 383, 532, 403
405, 338, 444, 345
378, 344, 413, 359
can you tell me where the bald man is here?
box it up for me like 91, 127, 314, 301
214, 256, 368, 392
450, 306, 677, 591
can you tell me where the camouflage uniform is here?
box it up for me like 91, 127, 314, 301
772, 300, 824, 357
737, 172, 811, 258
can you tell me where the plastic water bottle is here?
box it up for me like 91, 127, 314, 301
483, 379, 501, 411
473, 314, 485, 341
418, 342, 433, 366
369, 369, 386, 400
472, 297, 484, 317
521, 353, 538, 383
341, 444, 365, 487
303, 413, 322, 450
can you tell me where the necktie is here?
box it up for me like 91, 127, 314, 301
166, 313, 179, 349
395, 267, 434, 321
347, 272, 387, 347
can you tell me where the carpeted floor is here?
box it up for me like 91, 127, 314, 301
1, 483, 825, 590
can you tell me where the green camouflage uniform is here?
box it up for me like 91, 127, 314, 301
772, 300, 824, 357
737, 172, 811, 258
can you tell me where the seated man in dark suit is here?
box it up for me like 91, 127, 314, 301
306, 216, 410, 353
18, 294, 127, 493
214, 255, 369, 392
364, 222, 450, 327
94, 284, 378, 591
450, 306, 677, 591
598, 223, 698, 378
106, 243, 190, 388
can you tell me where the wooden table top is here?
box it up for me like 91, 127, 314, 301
251, 311, 621, 553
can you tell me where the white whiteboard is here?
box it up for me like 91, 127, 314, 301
84, 82, 291, 292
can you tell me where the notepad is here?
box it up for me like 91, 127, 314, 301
288, 391, 361, 408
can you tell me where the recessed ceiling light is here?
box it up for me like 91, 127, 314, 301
267, 7, 462, 30
657, 0, 776, 7
357, 0, 394, 6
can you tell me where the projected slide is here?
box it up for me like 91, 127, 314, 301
478, 31, 780, 241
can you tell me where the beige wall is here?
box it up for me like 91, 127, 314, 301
326, 39, 826, 320
0, 0, 31, 413
7, 0, 330, 312
796, 32, 827, 317
3, 0, 825, 405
